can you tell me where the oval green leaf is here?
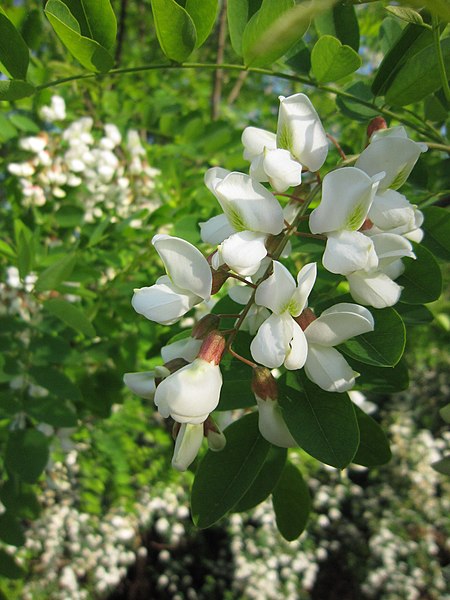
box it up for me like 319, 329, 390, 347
43, 298, 96, 337
315, 4, 359, 51
185, 0, 218, 48
218, 360, 256, 411
272, 463, 311, 541
421, 206, 450, 261
151, 0, 197, 62
191, 412, 271, 528
35, 254, 77, 292
0, 513, 26, 547
0, 80, 34, 102
311, 34, 361, 83
5, 429, 49, 483
339, 307, 406, 367
280, 372, 360, 469
0, 11, 30, 79
62, 0, 117, 51
352, 405, 392, 467
349, 356, 409, 393
397, 244, 442, 305
45, 0, 114, 72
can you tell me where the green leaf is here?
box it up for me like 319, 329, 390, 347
8, 113, 40, 133
43, 298, 96, 337
335, 81, 380, 121
350, 357, 409, 393
26, 396, 78, 427
242, 0, 298, 67
395, 302, 434, 325
0, 80, 34, 101
352, 405, 391, 467
61, 0, 117, 51
339, 307, 405, 367
440, 403, 450, 424
397, 244, 442, 304
185, 0, 218, 47
385, 6, 425, 27
0, 513, 26, 547
372, 22, 432, 97
280, 372, 360, 469
16, 229, 33, 280
29, 365, 82, 403
227, 0, 261, 56
87, 216, 111, 247
5, 429, 49, 483
0, 239, 15, 259
0, 11, 29, 79
272, 463, 311, 541
432, 456, 450, 476
311, 34, 361, 83
0, 549, 26, 579
191, 412, 271, 528
315, 4, 359, 51
233, 446, 287, 512
421, 206, 450, 261
218, 360, 256, 410
0, 479, 41, 519
45, 0, 114, 73
35, 254, 77, 292
150, 0, 197, 62
385, 37, 450, 106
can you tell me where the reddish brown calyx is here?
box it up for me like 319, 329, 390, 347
192, 313, 221, 340
295, 307, 317, 331
198, 330, 226, 365
367, 117, 387, 140
252, 366, 278, 401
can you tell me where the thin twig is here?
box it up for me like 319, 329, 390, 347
227, 70, 249, 105
327, 133, 347, 160
228, 346, 257, 369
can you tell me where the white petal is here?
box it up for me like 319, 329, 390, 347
200, 214, 236, 245
132, 276, 200, 325
305, 345, 358, 393
161, 337, 202, 363
172, 423, 204, 471
382, 258, 405, 280
214, 171, 284, 234
263, 148, 302, 192
243, 305, 271, 336
290, 262, 317, 316
228, 282, 252, 305
204, 167, 230, 194
152, 234, 212, 300
355, 136, 426, 191
284, 320, 308, 370
369, 190, 417, 231
323, 231, 378, 275
277, 93, 328, 171
249, 153, 269, 182
123, 371, 156, 400
372, 233, 415, 266
305, 303, 374, 347
256, 397, 297, 448
242, 127, 276, 160
347, 271, 402, 308
255, 260, 296, 314
250, 313, 292, 369
404, 227, 423, 243
221, 231, 267, 276
309, 167, 381, 234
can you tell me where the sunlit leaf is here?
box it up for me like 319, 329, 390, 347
150, 0, 197, 62
0, 80, 34, 101
311, 34, 361, 82
185, 0, 219, 47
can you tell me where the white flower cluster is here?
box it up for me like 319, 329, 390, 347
7, 96, 161, 223
125, 93, 427, 469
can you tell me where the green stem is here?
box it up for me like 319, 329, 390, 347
35, 61, 447, 145
432, 15, 450, 104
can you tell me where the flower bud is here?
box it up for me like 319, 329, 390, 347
172, 423, 204, 471
367, 117, 387, 141
197, 330, 226, 365
191, 313, 221, 340
251, 367, 278, 401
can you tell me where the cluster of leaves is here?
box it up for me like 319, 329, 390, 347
0, 0, 448, 583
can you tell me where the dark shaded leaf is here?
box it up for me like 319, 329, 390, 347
272, 462, 311, 541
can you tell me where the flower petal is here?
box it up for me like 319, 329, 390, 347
356, 136, 427, 191
277, 93, 328, 172
368, 189, 417, 232
161, 337, 203, 363
242, 126, 276, 160
309, 167, 381, 234
290, 262, 317, 316
256, 397, 297, 448
305, 302, 374, 347
284, 320, 308, 370
200, 214, 236, 245
214, 171, 284, 234
322, 230, 378, 275
220, 231, 268, 276
255, 260, 296, 314
152, 234, 212, 300
172, 423, 204, 471
132, 275, 200, 325
305, 344, 358, 393
204, 167, 231, 194
263, 148, 302, 192
371, 232, 415, 266
347, 270, 402, 308
250, 313, 292, 369
123, 371, 156, 400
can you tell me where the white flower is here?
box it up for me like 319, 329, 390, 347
241, 93, 328, 192
201, 168, 285, 275
256, 396, 297, 448
303, 303, 374, 392
132, 234, 212, 325
309, 167, 383, 275
123, 371, 156, 400
250, 261, 316, 369
172, 423, 204, 471
154, 358, 223, 424
39, 95, 66, 122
